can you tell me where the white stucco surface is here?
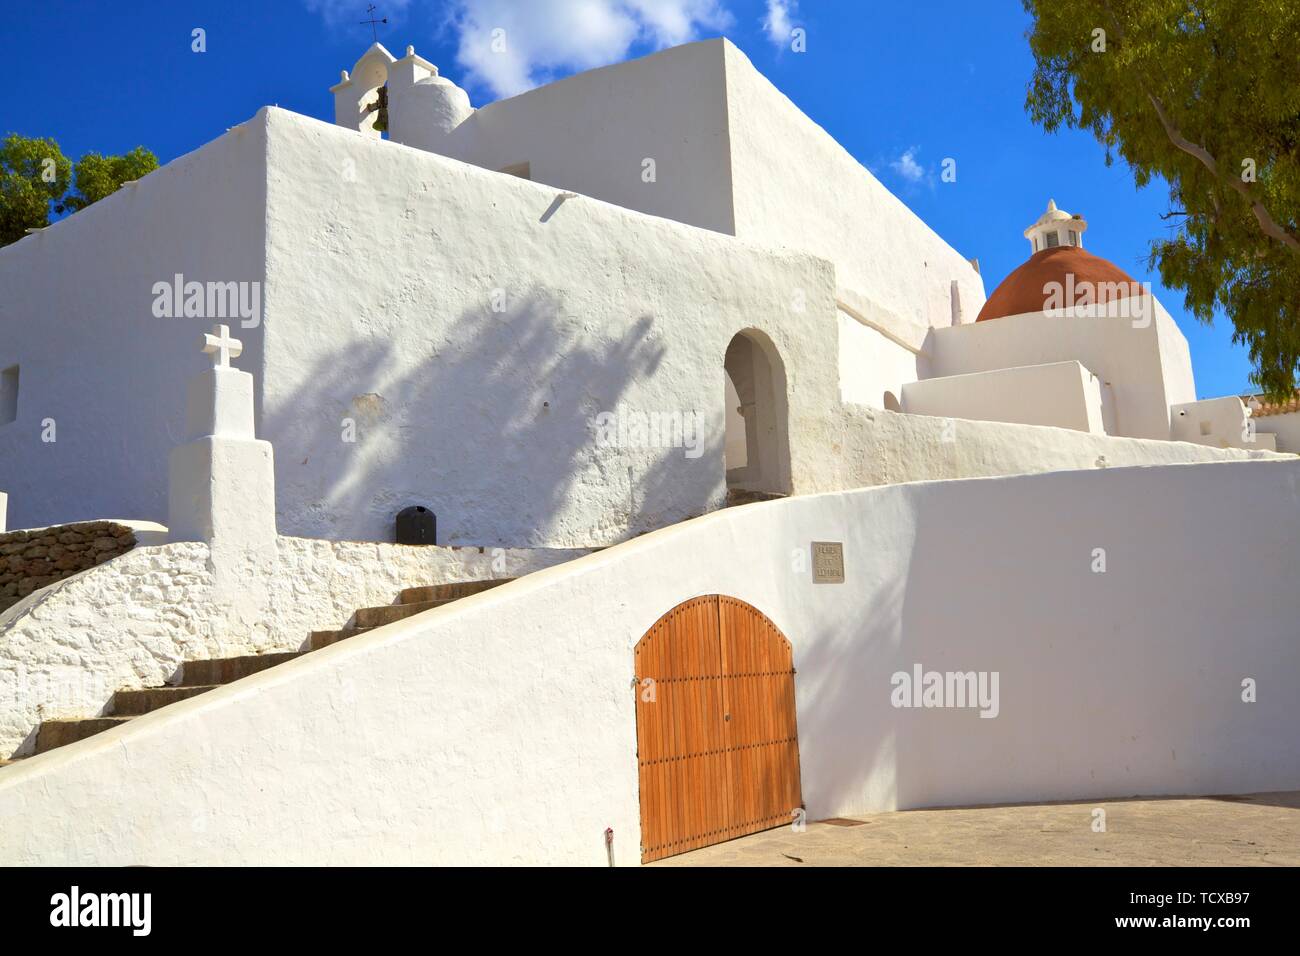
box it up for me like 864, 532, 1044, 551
0, 535, 584, 756
1171, 396, 1271, 450
0, 51, 1276, 554
931, 299, 1193, 440
837, 311, 928, 409
260, 106, 841, 545
436, 40, 736, 236
822, 405, 1282, 495
901, 361, 1104, 434
722, 42, 986, 343
0, 119, 269, 532
1252, 409, 1300, 454
1, 458, 1296, 865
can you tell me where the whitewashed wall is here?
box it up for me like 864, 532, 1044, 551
0, 535, 583, 756
931, 298, 1193, 440
1171, 396, 1266, 450
1246, 409, 1300, 454
1, 458, 1296, 865
261, 107, 841, 546
438, 40, 736, 236
723, 41, 986, 345
432, 37, 984, 359
837, 312, 928, 409
901, 361, 1104, 434
823, 403, 1280, 495
0, 119, 269, 532
0, 104, 1277, 552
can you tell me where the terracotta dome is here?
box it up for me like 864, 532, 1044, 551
975, 245, 1144, 322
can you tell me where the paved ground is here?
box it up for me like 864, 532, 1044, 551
653, 792, 1300, 866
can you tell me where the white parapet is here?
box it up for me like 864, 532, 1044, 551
901, 360, 1106, 435
0, 492, 6, 533
167, 326, 276, 547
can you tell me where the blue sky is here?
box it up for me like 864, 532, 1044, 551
0, 0, 1254, 397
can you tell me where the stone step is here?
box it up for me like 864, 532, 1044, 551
180, 652, 299, 687
399, 578, 515, 604
308, 625, 374, 651
0, 758, 22, 768
35, 717, 133, 754
353, 598, 454, 629
110, 684, 219, 716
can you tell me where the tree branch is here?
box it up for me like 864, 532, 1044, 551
1146, 93, 1300, 254
1096, 0, 1300, 254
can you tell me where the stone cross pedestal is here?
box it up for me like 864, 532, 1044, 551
168, 324, 276, 547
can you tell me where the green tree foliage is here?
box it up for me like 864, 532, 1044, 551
63, 147, 160, 212
0, 134, 158, 248
1023, 0, 1300, 396
0, 134, 71, 247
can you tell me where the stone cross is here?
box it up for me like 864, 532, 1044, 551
202, 324, 243, 368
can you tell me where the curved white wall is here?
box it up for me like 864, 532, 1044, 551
0, 536, 584, 757
2, 458, 1297, 865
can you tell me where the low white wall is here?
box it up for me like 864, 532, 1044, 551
1171, 396, 1273, 450
930, 299, 1191, 440
2, 458, 1297, 865
0, 535, 584, 757
1252, 409, 1300, 454
901, 361, 1104, 434
821, 405, 1284, 495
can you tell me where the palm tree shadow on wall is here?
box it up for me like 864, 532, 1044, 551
260, 284, 722, 548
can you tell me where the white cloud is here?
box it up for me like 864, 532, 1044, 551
305, 0, 733, 102
890, 147, 927, 184
449, 0, 733, 99
762, 0, 796, 47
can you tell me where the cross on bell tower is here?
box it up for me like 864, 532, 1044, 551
360, 3, 387, 41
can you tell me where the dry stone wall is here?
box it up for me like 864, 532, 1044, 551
0, 522, 136, 613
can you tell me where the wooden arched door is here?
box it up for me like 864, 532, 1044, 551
633, 595, 803, 863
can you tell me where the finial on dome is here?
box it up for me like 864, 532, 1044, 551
1023, 198, 1086, 255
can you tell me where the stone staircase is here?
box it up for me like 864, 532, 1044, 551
0, 577, 514, 769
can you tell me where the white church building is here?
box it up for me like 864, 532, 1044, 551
0, 39, 1297, 866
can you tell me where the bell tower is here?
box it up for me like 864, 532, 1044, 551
330, 43, 396, 138
329, 44, 473, 153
